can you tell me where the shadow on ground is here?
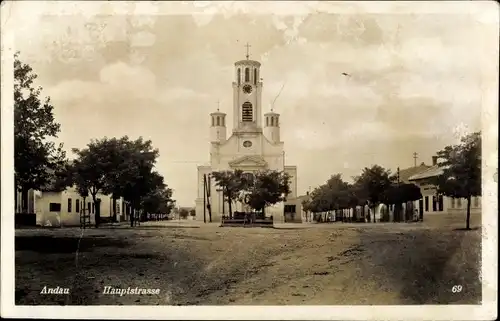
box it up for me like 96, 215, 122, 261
359, 229, 481, 304
99, 225, 201, 230
15, 235, 130, 253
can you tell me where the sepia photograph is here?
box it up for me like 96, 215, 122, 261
1, 1, 498, 320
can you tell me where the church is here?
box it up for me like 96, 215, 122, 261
195, 50, 301, 223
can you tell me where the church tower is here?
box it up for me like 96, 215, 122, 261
264, 108, 280, 144
210, 105, 227, 143
232, 43, 263, 134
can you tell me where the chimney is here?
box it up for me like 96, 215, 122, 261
432, 156, 438, 166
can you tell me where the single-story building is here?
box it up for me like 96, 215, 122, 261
407, 156, 481, 217
16, 186, 131, 227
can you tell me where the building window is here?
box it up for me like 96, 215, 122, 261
432, 196, 437, 212
211, 117, 214, 127
237, 68, 241, 85
88, 202, 91, 214
242, 102, 253, 122
457, 198, 462, 208
68, 198, 72, 213
266, 117, 269, 126
474, 196, 480, 207
117, 203, 121, 215
424, 196, 429, 212
245, 68, 249, 82
216, 116, 220, 126
222, 117, 225, 127
254, 68, 257, 85
438, 195, 444, 211
451, 198, 455, 208
76, 199, 80, 213
49, 203, 61, 212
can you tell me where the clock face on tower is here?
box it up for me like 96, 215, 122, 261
242, 84, 253, 94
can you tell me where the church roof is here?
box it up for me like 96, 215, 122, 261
234, 59, 261, 67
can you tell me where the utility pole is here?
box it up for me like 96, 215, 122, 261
203, 174, 207, 223
397, 167, 400, 185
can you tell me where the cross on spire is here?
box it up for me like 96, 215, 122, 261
216, 99, 220, 111
413, 152, 418, 167
244, 42, 251, 60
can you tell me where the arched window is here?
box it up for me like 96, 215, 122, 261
254, 68, 257, 85
237, 68, 241, 85
216, 116, 220, 126
245, 68, 250, 82
242, 102, 253, 122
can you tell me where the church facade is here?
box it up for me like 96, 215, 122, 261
195, 54, 300, 223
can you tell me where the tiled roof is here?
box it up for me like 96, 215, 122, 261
397, 163, 432, 183
408, 165, 444, 181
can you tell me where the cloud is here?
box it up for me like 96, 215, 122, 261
13, 12, 490, 206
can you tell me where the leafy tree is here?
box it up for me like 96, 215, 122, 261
141, 186, 175, 217
14, 52, 64, 212
244, 170, 291, 217
211, 169, 247, 219
71, 136, 162, 227
179, 208, 189, 219
102, 137, 161, 227
436, 132, 481, 230
354, 165, 392, 223
383, 183, 422, 222
189, 209, 196, 217
71, 139, 117, 228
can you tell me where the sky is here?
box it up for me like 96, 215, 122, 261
9, 1, 497, 206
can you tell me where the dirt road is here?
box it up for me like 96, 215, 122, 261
15, 214, 481, 305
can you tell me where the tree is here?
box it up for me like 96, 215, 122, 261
71, 136, 162, 227
71, 139, 116, 228
141, 186, 175, 218
14, 52, 64, 212
383, 183, 422, 222
211, 169, 247, 219
100, 136, 161, 227
436, 132, 481, 230
354, 165, 392, 223
245, 170, 291, 217
189, 209, 196, 217
179, 208, 189, 219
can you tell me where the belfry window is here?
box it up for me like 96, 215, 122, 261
254, 69, 257, 85
211, 117, 214, 127
266, 117, 269, 126
270, 117, 274, 126
237, 68, 241, 85
216, 116, 220, 126
242, 102, 253, 122
245, 68, 250, 82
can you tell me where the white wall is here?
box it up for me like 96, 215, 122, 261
35, 186, 125, 227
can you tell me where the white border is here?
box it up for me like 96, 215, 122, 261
1, 1, 498, 320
